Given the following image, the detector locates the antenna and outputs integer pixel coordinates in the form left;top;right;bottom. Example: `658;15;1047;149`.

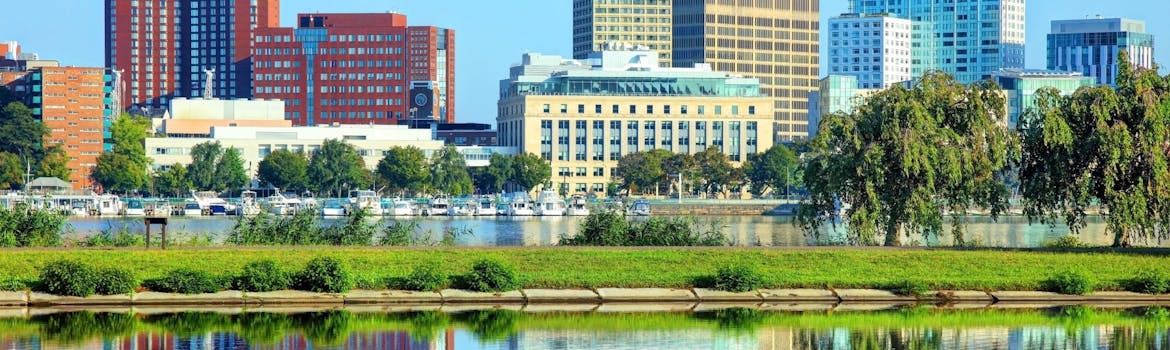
203;68;216;99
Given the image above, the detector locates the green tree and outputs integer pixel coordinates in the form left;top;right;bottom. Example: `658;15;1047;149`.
615;150;670;195
109;113;151;168
91;153;146;194
1019;53;1169;247
476;153;513;194
36;146;71;181
745;144;800;197
216;147;249;191
511;153;551;192
798;71;1017;247
257;150;308;192
0;102;47;162
663;152;698;195
376;146;429;195
307;139;369;197
186;141;224;191
153;164;191;197
429;144;473;195
694;147;735;197
0;152;23;190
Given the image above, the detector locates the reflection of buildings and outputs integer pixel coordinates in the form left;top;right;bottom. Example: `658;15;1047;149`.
516;330;757;349
99;331;435;350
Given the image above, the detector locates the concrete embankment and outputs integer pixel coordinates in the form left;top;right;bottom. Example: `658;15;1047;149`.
648;203;793;216
3;288;1167;308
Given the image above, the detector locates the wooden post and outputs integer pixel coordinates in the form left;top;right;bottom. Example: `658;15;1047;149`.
161;222;167;250
145;217;169;250
144;221;151;249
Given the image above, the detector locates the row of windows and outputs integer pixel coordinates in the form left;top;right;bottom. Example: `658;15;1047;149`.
539;103;756;116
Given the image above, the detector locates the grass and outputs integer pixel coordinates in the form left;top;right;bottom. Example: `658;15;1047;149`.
0;247;1166;291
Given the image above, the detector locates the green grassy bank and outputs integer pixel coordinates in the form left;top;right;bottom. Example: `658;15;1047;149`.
1;247;1167;291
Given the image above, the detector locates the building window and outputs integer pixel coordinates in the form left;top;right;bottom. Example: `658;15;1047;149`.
542;104;550;113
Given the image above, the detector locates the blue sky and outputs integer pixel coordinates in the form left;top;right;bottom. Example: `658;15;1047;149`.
1;0;1167;124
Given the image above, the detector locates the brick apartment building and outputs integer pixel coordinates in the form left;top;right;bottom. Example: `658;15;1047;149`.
253;13;455;126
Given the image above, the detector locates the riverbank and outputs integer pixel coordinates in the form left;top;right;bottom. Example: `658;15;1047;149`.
1;247;1167;291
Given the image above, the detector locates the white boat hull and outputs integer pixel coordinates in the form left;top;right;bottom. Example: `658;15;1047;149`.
321;208;346;217
183;209;203;216
125;209;147;217
390;208;414;216
566;207;590;216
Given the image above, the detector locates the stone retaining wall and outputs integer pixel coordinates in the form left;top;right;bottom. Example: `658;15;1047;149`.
3;289;1167;307
648;204;786;216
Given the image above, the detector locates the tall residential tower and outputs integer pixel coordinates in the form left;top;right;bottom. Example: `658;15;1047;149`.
572;0;674;67
826;13;912;89
1047;17;1154;86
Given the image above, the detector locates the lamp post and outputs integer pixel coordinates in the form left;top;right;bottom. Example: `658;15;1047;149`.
672;173;683;204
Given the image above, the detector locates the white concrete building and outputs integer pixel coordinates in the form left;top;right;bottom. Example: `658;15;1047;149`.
827;13;912;89
1048;17;1155;86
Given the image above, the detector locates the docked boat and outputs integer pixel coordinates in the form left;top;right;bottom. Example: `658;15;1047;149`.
320;199;346;217
427;195;450;216
506;193;535;216
566;195;590;216
476;197;498;216
534;190;566;216
238;190;262;216
69;200;91;217
124;199;147;217
348;190;384;215
267;191;304;216
388;199;415;216
181;202;203;216
449;198;475;216
191;190;235;215
629;199;652;216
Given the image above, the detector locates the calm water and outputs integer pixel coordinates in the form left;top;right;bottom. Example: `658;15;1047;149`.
0;306;1167;349
64;215;1164;248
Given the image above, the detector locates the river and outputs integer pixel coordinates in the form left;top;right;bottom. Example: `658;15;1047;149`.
62;215;1167;247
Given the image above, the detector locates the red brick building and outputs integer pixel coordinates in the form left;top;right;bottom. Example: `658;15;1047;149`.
253;13;456;126
105;0;279;111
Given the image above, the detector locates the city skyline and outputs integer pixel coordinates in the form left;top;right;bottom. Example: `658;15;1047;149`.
1;0;1168;125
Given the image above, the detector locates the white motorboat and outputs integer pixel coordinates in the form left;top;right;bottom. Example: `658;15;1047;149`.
476;197;498;216
182;202;204;216
348;190;384;215
238;190;262;216
566;195;590;216
534;190;566;216
507;193;535;216
320;199;346;217
268;191;304;216
124;199;146;217
191;190;236;214
389;199;415;216
427;195;450;216
629;199;651;216
448;199;475;216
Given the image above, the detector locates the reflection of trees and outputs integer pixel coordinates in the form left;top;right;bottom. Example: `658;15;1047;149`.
1110;326;1170;349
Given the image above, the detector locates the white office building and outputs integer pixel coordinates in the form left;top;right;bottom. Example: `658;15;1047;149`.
1048;17;1155;86
826;13;912;89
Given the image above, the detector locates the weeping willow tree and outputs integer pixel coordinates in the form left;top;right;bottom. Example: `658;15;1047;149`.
798;72;1018;246
1018;54;1170;247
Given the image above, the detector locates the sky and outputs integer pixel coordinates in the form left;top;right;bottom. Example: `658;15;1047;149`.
1;0;1168;125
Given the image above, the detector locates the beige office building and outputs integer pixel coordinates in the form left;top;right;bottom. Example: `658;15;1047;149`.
497;50;774;196
572;0;674;67
673;0;820;141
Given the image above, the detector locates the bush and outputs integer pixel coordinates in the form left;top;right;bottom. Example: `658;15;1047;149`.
890;280;930;296
1126;269;1169;295
234;260;291;292
461;259;519;292
145;268;229;294
712;265;765;293
322;208;378;246
295;257;354;293
1044;270;1094;295
380;220;420;246
403;262;448;291
0;276;27;291
560;211;727;246
94;268;137;295
0;205;66;247
1044;236;1088;249
39;260;96;297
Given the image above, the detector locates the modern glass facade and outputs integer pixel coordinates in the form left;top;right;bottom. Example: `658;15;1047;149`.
994;70;1095;127
504;76;761;98
852;0;1026;83
1047;18;1155;86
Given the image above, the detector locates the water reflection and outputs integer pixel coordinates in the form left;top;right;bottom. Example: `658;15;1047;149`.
2;306;1170;349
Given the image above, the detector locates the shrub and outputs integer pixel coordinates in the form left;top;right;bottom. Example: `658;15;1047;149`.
1044;236;1088;249
234;260;291;292
295;257;354;293
39;260;96;297
380;220;420;246
0;277;27;291
145;268;229;294
1126;269;1169;295
1044;270;1094;295
0;205;66;247
461;259;519;292
94;268;137;295
322;208;377;246
560;211;727;246
353;274;385;290
403;262;448;291
890;280;930;296
712;265;765;293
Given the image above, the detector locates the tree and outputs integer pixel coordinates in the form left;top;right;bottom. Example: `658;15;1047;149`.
36;146;71;181
0;102;47;161
0;152;23;190
615;151;669;195
257;150;308;192
1019;53;1169;247
91;153;146;194
376;146;429;195
694;147;734;197
216;147;249;191
745;144;800;197
109;113;151;168
663;152;698;195
153;164;191;197
477;153;514;194
186;141;224;191
797;71;1016;247
307;139;369;197
429;144;473;195
511;153;551;192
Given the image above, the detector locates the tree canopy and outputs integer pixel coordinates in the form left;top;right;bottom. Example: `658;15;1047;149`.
307;139;370;197
511;153;551;192
798;71;1017;246
745;144;800;197
1018;53;1170;247
0;102;47;162
376;146;429;195
257;149;309;192
91;153;145;194
694;147;739;197
429;145;473;196
153;164;191;197
476;153;514;194
186;141;223;191
36;146;71;181
0;152;23;190
615;149;671;195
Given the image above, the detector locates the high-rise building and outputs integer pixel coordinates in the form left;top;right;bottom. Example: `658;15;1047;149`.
252;13;457;126
826;13;912;89
572;0;674;67
105;0;280;111
993;69;1096;127
851;0;1026;83
497;50;775;196
1047;17;1154;86
4;66;113;190
0;41;19;60
673;0;820;142
808;75;878;138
